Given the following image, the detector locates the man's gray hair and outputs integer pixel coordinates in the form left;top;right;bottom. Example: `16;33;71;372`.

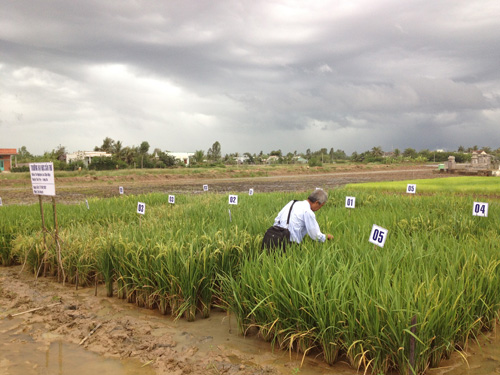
308;188;328;204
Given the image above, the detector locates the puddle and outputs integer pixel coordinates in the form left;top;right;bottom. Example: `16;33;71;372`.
0;318;154;375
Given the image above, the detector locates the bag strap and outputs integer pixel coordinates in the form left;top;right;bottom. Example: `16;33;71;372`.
286;200;298;225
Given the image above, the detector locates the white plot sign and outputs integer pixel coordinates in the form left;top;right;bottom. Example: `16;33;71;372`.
406;184;416;194
249;188;254;196
472;202;488;217
29;162;56;196
0;197;3;206
345;196;356;209
119;186;124;195
203;184;209;192
229;195;238;205
369;224;388;248
137;202;146;215
168;195;175;204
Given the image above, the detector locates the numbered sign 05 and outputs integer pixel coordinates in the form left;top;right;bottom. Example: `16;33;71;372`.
229;195;238;205
406;184;416;194
137;202;146;215
472;202;488;217
369;224;388;248
345;196;356;209
168;195;175;204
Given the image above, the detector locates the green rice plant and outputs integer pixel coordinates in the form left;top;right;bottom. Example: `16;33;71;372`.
1;184;500;374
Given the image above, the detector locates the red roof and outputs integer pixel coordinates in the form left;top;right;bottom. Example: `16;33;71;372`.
0;148;17;155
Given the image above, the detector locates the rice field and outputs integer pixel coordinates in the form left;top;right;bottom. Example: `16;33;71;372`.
1;178;499;374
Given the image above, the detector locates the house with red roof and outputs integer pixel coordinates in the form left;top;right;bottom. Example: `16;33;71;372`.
0;148;17;172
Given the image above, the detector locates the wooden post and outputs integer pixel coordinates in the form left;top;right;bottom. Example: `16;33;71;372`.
52;197;65;286
38;195;48;278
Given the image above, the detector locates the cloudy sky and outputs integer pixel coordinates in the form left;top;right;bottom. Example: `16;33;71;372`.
1;0;499;156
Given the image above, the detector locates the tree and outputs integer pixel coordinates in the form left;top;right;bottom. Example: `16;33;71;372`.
52;145;66;161
139;141;150;168
243;152;254;164
113;140;123;157
403;148;417;159
371;146;383;157
193;150;205;164
207;141;221;162
17;146;33;160
95;137;115;153
139;141;150;155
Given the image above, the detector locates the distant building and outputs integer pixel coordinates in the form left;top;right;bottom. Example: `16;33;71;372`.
66;151;112;167
266;155;280;164
446;151;498;176
167;152;194;166
0;148;17;172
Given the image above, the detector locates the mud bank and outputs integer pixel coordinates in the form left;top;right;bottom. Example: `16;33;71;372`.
2;266;500;375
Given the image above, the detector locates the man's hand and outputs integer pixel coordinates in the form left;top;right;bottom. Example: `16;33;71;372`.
327;234;334;240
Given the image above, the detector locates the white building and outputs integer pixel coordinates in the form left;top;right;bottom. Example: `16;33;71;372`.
66;151;112;167
167;152;194;166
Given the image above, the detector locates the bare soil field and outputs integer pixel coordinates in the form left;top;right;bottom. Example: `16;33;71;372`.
0;164;446;205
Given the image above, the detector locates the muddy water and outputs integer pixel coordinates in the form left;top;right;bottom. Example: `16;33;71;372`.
0;317;154;375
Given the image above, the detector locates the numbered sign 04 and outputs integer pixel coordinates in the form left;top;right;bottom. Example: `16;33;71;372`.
369;224;388;248
472;202;488;217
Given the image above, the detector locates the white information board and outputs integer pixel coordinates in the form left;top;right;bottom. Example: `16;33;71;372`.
29;162;56;196
472;202;488;217
406;184;416;194
345;196;356;209
137;202;146;215
229;195;238;205
369;224;388;248
168;195;175;204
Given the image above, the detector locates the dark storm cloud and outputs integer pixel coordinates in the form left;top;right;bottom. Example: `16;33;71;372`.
1;0;499;155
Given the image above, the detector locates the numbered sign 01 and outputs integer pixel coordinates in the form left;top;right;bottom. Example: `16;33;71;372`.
472;202;488;217
137;202;146;215
345;196;356;209
369;224;388;248
228;195;238;205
